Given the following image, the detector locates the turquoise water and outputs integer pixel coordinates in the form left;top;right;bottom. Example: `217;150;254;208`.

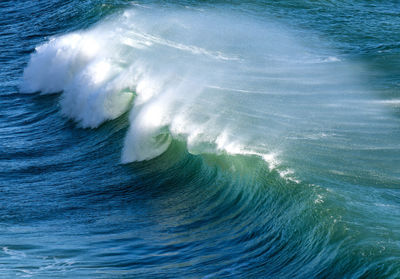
1;1;400;278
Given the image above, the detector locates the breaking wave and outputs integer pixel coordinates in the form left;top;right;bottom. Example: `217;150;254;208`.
20;6;369;180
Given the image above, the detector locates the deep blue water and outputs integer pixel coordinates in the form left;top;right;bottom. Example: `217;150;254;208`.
1;1;400;278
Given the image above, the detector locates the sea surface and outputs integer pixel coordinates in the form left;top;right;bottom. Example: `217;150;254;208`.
1;1;400;278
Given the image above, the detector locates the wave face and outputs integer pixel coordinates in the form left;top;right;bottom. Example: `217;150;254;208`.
2;0;400;278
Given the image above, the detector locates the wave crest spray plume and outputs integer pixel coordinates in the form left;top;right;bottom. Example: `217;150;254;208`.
21;6;372;179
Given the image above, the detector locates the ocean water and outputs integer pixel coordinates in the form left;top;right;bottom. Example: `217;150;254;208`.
1;0;400;278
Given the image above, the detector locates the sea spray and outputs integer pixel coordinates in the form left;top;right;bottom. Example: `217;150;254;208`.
21;7;373;179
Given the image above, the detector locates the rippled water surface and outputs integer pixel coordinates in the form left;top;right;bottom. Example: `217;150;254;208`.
1;1;400;278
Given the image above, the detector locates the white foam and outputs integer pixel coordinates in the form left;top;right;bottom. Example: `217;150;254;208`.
375;99;400;107
21;31;135;128
2;247;26;258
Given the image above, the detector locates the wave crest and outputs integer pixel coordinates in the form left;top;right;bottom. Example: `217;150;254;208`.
21;7;362;175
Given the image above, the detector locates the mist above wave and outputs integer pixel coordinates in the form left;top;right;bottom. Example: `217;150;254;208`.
20;6;365;176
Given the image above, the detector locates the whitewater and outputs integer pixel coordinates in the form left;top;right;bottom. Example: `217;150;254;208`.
20;7;384;174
